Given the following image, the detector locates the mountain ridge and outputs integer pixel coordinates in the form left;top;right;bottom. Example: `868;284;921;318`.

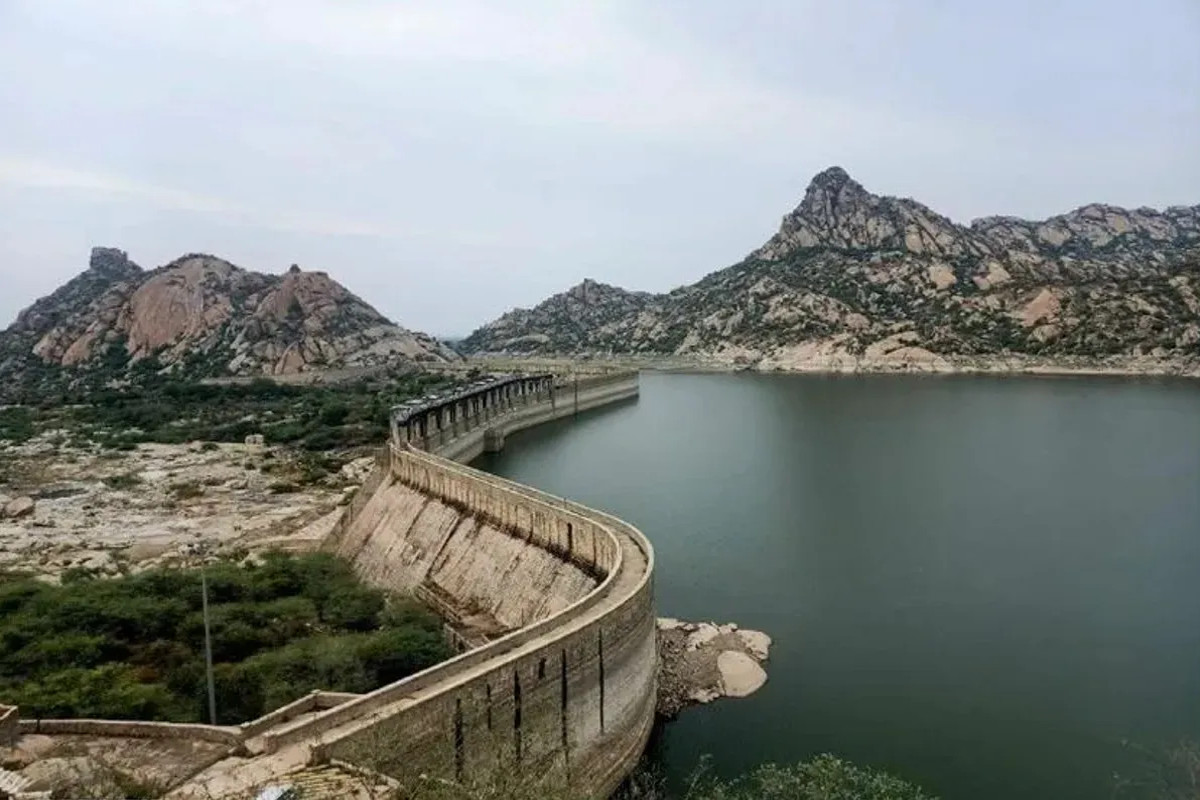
462;168;1200;370
0;248;457;400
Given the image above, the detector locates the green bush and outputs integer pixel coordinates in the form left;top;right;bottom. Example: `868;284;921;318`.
688;755;936;800
0;552;450;723
0;406;35;442
359;754;938;800
0;368;462;452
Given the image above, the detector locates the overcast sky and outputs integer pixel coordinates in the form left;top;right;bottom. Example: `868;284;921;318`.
2;0;1198;336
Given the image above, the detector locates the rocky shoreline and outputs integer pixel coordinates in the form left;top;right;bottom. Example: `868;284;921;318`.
656;618;772;717
462;353;1200;381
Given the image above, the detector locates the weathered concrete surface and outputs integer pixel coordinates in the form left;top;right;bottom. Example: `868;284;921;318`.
2;732;232;796
331;478;598;634
312;440;656;798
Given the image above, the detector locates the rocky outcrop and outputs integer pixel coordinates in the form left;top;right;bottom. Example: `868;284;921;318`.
1;249;458;395
753;166;988;260
462;169;1200;370
656;618;772;717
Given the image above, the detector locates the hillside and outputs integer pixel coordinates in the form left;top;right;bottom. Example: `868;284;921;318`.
463;168;1200;371
0;248;457;399
459;278;655;354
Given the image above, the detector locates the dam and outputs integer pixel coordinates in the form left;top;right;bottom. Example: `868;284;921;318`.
312;370;657;795
61;370;656;799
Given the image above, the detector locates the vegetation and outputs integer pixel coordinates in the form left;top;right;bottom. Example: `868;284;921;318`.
333;744;1200;800
675;756;935;800
330;753;937;800
0;552;451;724
0;367;459;452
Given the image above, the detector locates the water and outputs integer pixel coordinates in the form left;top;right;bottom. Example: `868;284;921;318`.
476;371;1200;800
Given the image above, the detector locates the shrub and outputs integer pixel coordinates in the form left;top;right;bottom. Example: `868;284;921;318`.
688;755;936;800
102;472;142;490
169;481;204;500
0;552;450;723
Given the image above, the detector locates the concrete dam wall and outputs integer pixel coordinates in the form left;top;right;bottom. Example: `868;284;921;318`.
270;372;655;797
329;477;600;638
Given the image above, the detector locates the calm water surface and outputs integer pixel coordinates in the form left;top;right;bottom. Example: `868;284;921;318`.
476;372;1200;800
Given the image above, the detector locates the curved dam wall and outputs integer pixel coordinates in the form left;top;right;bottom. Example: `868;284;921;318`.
304;372;655;797
328;467;601;637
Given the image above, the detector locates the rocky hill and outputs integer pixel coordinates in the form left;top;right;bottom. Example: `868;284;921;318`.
459;278;655;354
463;168;1200;372
0;248;457;398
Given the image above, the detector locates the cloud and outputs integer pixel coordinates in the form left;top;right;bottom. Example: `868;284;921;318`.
1;0;1196;334
0;155;394;238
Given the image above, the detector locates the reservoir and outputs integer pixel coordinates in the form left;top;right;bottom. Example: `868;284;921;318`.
477;371;1200;800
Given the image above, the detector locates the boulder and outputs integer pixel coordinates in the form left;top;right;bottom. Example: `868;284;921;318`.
717;650;768;698
3;496;35;520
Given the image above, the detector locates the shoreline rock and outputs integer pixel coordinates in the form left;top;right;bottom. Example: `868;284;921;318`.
657;618;772;717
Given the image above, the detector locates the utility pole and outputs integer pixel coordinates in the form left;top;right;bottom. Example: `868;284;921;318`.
201;568;217;725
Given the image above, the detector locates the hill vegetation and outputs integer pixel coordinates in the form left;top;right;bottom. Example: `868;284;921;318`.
0;366;461;454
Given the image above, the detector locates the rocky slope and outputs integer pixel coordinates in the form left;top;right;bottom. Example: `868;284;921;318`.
463;168;1200;371
1;248;457;395
459;278;654;354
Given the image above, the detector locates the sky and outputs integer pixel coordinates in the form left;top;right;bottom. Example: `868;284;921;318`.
2;1;1198;337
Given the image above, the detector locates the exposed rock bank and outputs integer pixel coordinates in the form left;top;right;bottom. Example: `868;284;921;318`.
0;434;370;579
657;618;772;717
